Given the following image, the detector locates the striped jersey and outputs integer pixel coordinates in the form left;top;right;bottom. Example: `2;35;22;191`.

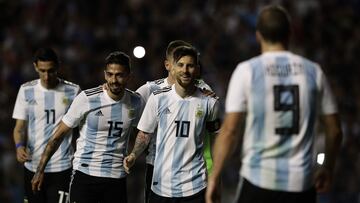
12;79;80;172
226;51;337;192
136;78;213;165
62;86;144;179
137;84;220;197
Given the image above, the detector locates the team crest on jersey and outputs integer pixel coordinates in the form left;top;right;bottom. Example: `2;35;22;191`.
195;105;204;118
62;97;70;106
128;109;136;118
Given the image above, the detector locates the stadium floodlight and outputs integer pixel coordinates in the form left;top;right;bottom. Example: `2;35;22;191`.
133;46;145;58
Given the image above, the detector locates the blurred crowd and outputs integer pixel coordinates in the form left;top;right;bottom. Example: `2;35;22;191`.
1;0;359;202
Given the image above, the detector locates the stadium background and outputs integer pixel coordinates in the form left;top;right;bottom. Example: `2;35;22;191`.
0;0;359;202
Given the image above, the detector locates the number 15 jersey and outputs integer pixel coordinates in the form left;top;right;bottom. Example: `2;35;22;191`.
226;51;337;192
137;85;220;197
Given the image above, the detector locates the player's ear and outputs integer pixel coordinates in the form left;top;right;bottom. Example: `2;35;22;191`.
255;31;262;43
164;59;171;71
33;62;39;71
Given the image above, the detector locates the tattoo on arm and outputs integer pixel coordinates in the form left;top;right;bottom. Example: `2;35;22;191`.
132;131;151;158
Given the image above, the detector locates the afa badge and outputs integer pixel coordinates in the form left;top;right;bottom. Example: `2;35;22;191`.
62;97;70;106
195;105;204;118
128;109;136;118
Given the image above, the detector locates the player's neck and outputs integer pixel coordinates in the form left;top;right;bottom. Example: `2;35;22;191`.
107;89;124;101
166;75;175;85
41;78;59;89
261;41;288;53
174;83;196;98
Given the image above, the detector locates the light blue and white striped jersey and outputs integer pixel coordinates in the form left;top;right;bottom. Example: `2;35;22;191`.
137;84;220;197
136;78;212;165
12;79;80;172
226;51;337;192
62;86;144;179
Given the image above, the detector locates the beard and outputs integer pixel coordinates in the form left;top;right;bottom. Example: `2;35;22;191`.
108;83;124;95
176;74;194;88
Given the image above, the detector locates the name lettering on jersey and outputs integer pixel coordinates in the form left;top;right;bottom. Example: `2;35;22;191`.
26;99;38;105
195;105;204;118
95;110;104;116
153;87;171;95
265;63;304;77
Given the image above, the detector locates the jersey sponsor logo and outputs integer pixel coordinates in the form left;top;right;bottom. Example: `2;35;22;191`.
164;107;171;114
26;99;37;105
95;110;104;116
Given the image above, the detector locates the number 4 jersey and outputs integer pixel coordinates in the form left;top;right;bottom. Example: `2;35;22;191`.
226;51;337;192
62;86;144;178
137;84;220;197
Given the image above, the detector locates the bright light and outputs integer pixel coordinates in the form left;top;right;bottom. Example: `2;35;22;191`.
133;46;145;58
317;153;325;165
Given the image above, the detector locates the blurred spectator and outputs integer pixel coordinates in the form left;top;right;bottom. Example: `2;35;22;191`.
1;1;359;203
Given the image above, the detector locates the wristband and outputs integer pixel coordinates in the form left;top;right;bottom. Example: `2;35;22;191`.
15;142;24;149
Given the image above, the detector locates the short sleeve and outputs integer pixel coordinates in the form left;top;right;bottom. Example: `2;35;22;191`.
12;86;27;120
136;83;151;102
318;67;338;115
206;99;221;133
225;63;249;113
137;93;158;133
62;92;88;128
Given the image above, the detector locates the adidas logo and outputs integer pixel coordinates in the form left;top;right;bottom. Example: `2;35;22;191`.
26;99;37;105
95;110;104;116
164;107;171;114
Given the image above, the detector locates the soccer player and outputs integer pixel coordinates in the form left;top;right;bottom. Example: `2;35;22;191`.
12;47;80;203
206;5;343;203
124;46;220;203
31;51;144;203
136;40;214;203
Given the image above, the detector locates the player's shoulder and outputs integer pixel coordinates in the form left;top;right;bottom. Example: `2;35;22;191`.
83;86;103;97
152;86;172;96
147;78;167;88
125;88;142;100
60;79;80;89
21;79;38;88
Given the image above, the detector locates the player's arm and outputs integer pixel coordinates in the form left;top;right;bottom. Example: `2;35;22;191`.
31;121;72;192
123;130;151;173
315;113;342;193
13;119;30;163
206;112;245;202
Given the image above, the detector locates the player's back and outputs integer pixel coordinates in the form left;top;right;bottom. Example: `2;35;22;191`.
233;51;333;192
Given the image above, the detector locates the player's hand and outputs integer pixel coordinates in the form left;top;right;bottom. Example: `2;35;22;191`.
16;146;31;163
206;177;221;203
123;153;136;174
31;170;44;193
314;167;332;193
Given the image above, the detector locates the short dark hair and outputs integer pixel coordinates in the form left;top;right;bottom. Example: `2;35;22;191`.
166;40;192;59
172;46;199;65
105;51;131;73
33;47;59;66
256;5;291;43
